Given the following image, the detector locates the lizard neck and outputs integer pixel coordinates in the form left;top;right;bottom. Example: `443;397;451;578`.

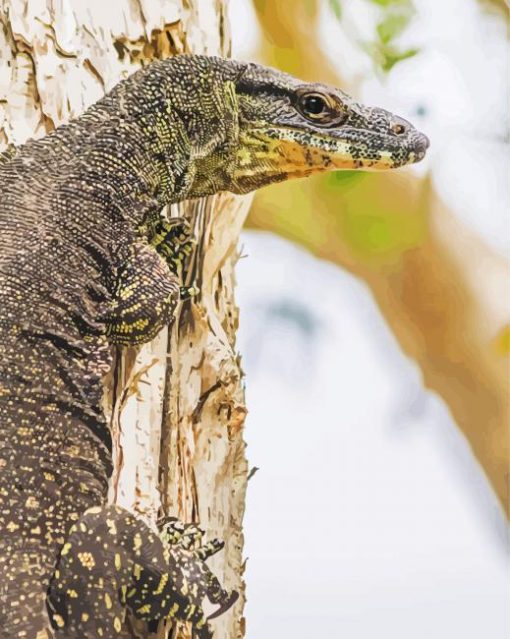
53;58;244;215
58;116;192;226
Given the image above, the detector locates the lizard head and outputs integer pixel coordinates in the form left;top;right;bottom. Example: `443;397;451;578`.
128;56;429;201
228;62;429;194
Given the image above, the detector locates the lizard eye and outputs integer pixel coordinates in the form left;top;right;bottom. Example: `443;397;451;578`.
296;90;346;126
301;93;328;116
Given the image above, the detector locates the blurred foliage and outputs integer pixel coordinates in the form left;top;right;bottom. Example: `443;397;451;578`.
329;0;342;19
249;0;510;515
479;0;510;15
250;170;428;269
493;325;510;357
329;0;419;72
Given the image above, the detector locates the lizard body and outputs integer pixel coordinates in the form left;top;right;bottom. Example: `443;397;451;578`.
0;54;428;636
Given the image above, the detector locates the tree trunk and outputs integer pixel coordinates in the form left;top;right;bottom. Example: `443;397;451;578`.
0;2;249;637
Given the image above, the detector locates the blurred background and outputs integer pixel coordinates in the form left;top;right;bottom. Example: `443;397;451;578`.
227;0;510;637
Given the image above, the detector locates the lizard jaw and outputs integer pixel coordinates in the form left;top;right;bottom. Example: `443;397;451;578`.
232;125;429;192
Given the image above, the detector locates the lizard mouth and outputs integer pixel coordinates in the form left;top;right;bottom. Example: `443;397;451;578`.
232;125;429;190
267;125;429;169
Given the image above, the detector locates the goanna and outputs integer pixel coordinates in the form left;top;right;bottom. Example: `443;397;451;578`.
0;54;429;637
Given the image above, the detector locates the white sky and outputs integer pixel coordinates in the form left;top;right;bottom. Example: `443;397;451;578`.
237;234;508;638
229;0;510;637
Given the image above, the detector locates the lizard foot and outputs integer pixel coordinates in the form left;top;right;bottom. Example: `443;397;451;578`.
160;516;205;549
47;507;237;638
142;516;238;638
105;241;181;346
149;216;196;280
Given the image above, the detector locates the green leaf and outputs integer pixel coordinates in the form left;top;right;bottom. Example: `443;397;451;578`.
369;0;411;7
380;45;419;72
325;169;366;189
377;12;411;44
362;40;419;73
329;0;342;20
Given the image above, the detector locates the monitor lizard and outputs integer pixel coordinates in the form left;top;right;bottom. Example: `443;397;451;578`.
0;54;429;638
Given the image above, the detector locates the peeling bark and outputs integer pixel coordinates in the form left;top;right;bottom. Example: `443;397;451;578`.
0;1;249;637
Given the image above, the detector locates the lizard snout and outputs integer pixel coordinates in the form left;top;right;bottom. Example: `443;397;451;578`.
411;132;430;161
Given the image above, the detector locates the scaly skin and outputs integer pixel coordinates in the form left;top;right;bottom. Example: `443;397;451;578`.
0;54;428;637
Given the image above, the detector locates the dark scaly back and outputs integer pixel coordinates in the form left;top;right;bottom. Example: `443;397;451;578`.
0;87;132;635
0;56;208;635
0;54;250;636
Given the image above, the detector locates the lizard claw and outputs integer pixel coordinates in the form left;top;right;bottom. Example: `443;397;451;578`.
207;590;240;620
180;284;200;300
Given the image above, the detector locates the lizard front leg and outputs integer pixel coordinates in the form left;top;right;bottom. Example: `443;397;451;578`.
105;241;181;346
